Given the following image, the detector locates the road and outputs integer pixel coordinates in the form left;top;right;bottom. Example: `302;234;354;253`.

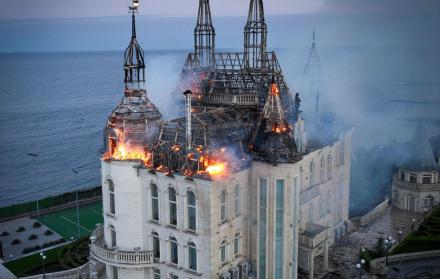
387;256;440;279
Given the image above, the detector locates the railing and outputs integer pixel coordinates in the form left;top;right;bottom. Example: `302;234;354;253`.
183;51;282;73
192;93;258;106
393;175;440;192
90;225;156;268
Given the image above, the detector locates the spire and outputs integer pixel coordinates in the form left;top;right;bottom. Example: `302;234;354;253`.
194;0;216;68
244;0;267;69
263;80;288;133
304;29;323;117
124;0;145;88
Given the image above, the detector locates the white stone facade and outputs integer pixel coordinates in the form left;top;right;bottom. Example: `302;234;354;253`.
391;168;440;213
90;131;352;279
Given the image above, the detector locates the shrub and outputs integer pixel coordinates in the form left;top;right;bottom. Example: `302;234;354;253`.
11;239;21;245
16;226;26;232
28;234;38;240
44;230;53;236
0;231;9;237
32;222;42;228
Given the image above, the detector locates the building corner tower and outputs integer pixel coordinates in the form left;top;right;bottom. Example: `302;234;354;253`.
89;1;161;278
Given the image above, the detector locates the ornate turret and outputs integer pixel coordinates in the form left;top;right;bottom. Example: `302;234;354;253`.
103;0;161;164
244;0;267;69
194;0;216;68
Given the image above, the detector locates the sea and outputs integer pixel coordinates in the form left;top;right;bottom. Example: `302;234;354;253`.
1;14;440;209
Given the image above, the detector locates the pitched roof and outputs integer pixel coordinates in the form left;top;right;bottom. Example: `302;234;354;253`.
401;123;439;171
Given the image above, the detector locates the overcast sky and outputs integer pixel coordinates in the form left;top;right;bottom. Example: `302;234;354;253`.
1;0;439;20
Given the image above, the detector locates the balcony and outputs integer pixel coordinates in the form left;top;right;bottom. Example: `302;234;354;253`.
393;175;440;192
90;225;157;268
299;223;329;249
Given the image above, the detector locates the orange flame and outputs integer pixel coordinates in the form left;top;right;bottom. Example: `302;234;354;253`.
270;82;280;96
106;128;151;166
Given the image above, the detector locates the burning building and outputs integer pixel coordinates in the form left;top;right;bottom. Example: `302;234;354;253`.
89;0;352;279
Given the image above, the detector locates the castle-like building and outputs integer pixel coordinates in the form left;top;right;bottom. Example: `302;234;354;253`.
391;123;440;213
89;1;352;279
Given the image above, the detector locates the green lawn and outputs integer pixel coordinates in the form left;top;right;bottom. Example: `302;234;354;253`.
37;201;103;239
391;206;440;255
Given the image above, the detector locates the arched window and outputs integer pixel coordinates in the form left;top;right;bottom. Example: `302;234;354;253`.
109;225;116;248
109;180;115;214
220;239;228;263
233;233;241;255
220;190;227;222
187;191;196;231
169;188;177;226
320;157;325;182
327;155;332;180
326;192;331;213
234;185;240;216
170;236;178;264
151;183;159;221
188;242;197;271
152;231;160;259
309;161;315;186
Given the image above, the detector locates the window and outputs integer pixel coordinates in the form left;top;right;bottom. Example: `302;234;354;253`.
400;171;405;181
309;161;315;186
110;225;116;248
152;231;160;259
187;191;196;231
326;192;331;213
275;180;284;279
423;195;434;207
170;237;178;264
220;239;228;264
220;190;227;222
151;183;159;221
259;178;268;279
339;140;345;166
320;157;325;182
109;180;115;214
234;185;240;216
327;155;332;180
423;175;432;184
233;233;241;255
153;269;161;279
188;242;197;271
169;188;177;226
170;274;178;279
112;266;118;279
308;203;314;222
409;174;417;183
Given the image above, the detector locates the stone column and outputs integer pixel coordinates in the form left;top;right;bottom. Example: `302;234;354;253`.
308;249;314;279
323;241;329;270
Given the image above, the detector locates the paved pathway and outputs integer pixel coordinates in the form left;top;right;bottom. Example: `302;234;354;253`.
321;206;424;279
